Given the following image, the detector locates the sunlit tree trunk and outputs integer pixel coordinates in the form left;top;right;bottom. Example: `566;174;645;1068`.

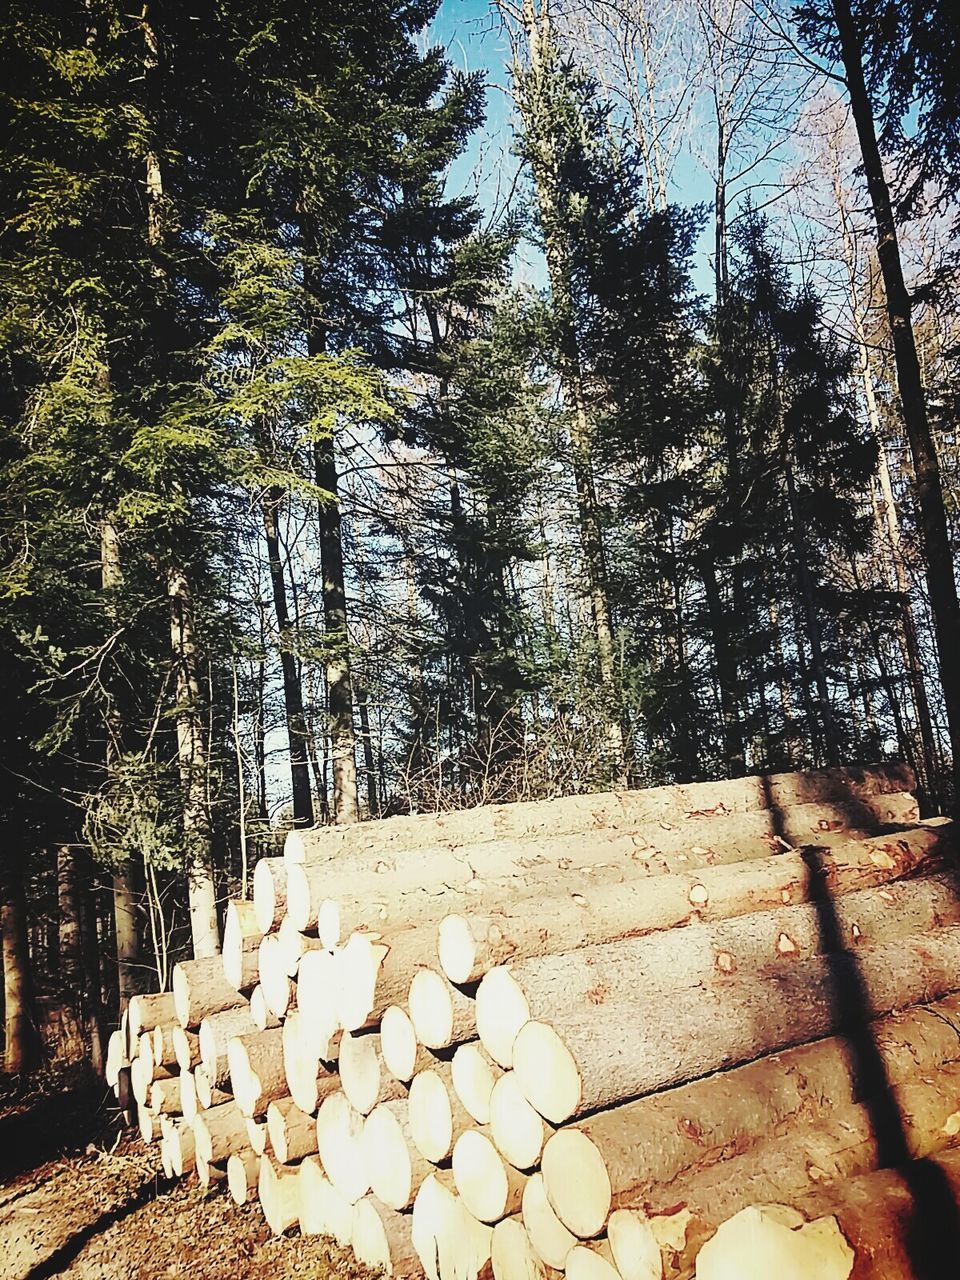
262;489;314;826
2;866;40;1073
831;0;960;806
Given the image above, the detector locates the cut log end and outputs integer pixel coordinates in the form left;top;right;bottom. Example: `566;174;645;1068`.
438;914;479;986
541;1129;611;1240
381;1005;421;1082
522;1172;577;1270
490;1071;547;1171
476;967;529;1068
512;1020;581;1125
491;1217;549;1280
452;1129;525;1225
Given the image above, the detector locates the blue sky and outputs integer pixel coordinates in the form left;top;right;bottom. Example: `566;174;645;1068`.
427;0;728;295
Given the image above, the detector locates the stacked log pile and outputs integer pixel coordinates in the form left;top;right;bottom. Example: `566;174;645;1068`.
106;764;960;1279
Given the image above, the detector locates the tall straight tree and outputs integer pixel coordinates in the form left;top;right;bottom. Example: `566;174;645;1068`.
798;0;960;805
505;0;628;783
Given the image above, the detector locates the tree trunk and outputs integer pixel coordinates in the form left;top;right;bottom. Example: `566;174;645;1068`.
537;991;960;1230
613;1065;960;1278
785;466;841;764
2;866;40;1072
356;679;380;818
167;563;220;956
832;0;960;807
519;0;626;783
262;489;314;826
509;924;960;1123
100;518;140;1006
700;553;746;774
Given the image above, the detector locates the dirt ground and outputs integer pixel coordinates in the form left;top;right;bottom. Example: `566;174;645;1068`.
0;1071;367;1280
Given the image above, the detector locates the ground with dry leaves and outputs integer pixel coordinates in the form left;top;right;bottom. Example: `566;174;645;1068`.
0;1069;367;1280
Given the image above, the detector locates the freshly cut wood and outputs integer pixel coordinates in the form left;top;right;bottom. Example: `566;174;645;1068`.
249;984;280;1031
510;924;960;1123
438;826;957;984
267;1097;317;1163
790;1148;960;1280
452;1129;527;1224
194;1100;249;1164
151;1022;180;1069
228;1027;286;1118
381;1005;432;1082
223;898;262;991
489;1072;548;1170
352;1196;421;1278
106;1029;127;1089
137;1032;156;1080
479;874;960;1074
577;1066;960;1271
196;1151;226;1189
363;1100;435;1210
246;1115;269;1156
284;763;914;862
316;1091;370;1204
282;1010;339;1113
533;993;960;1211
159;1131;175;1180
252;856;288;935
138;1104;156;1144
491;1216;549;1280
409;968;477;1050
257;933;295;1019
129;992;177;1040
694;1204;854;1280
276;914;326;977
259;1155;301;1236
130;1056;152;1107
339;1030;406;1115
180;1071;199;1125
148;1076;181;1116
452;1043;503;1126
522;1173;577;1270
199;1006;257;1088
294;949;340;1053
606;1209;662;1280
333;932;392;1031
194;1064;232;1111
565;1243;620;1280
173;956;246;1028
413;1173;460;1280
539;1129;613;1239
227;1149;260;1205
298;1155;355;1244
172;1026;201;1072
408;1065;472;1164
169;1120;196;1176
412;1172;493;1280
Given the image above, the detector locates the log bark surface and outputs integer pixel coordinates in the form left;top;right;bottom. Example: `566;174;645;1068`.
512;925;960;1122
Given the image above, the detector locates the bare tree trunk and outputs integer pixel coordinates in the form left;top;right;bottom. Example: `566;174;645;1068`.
58;845;104;1073
58;845;82;995
831;146;941;805
262;490;314;826
356;680;380;818
100;518;140;1007
516;0;626;784
785;467;840;765
141;12;219;953
700;553;746;774
2;866;40;1073
78;852;105;1074
167;564;220;956
832;0;960;806
314;442;359;825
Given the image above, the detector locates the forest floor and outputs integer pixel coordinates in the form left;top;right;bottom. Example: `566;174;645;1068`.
0;1069;367;1280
